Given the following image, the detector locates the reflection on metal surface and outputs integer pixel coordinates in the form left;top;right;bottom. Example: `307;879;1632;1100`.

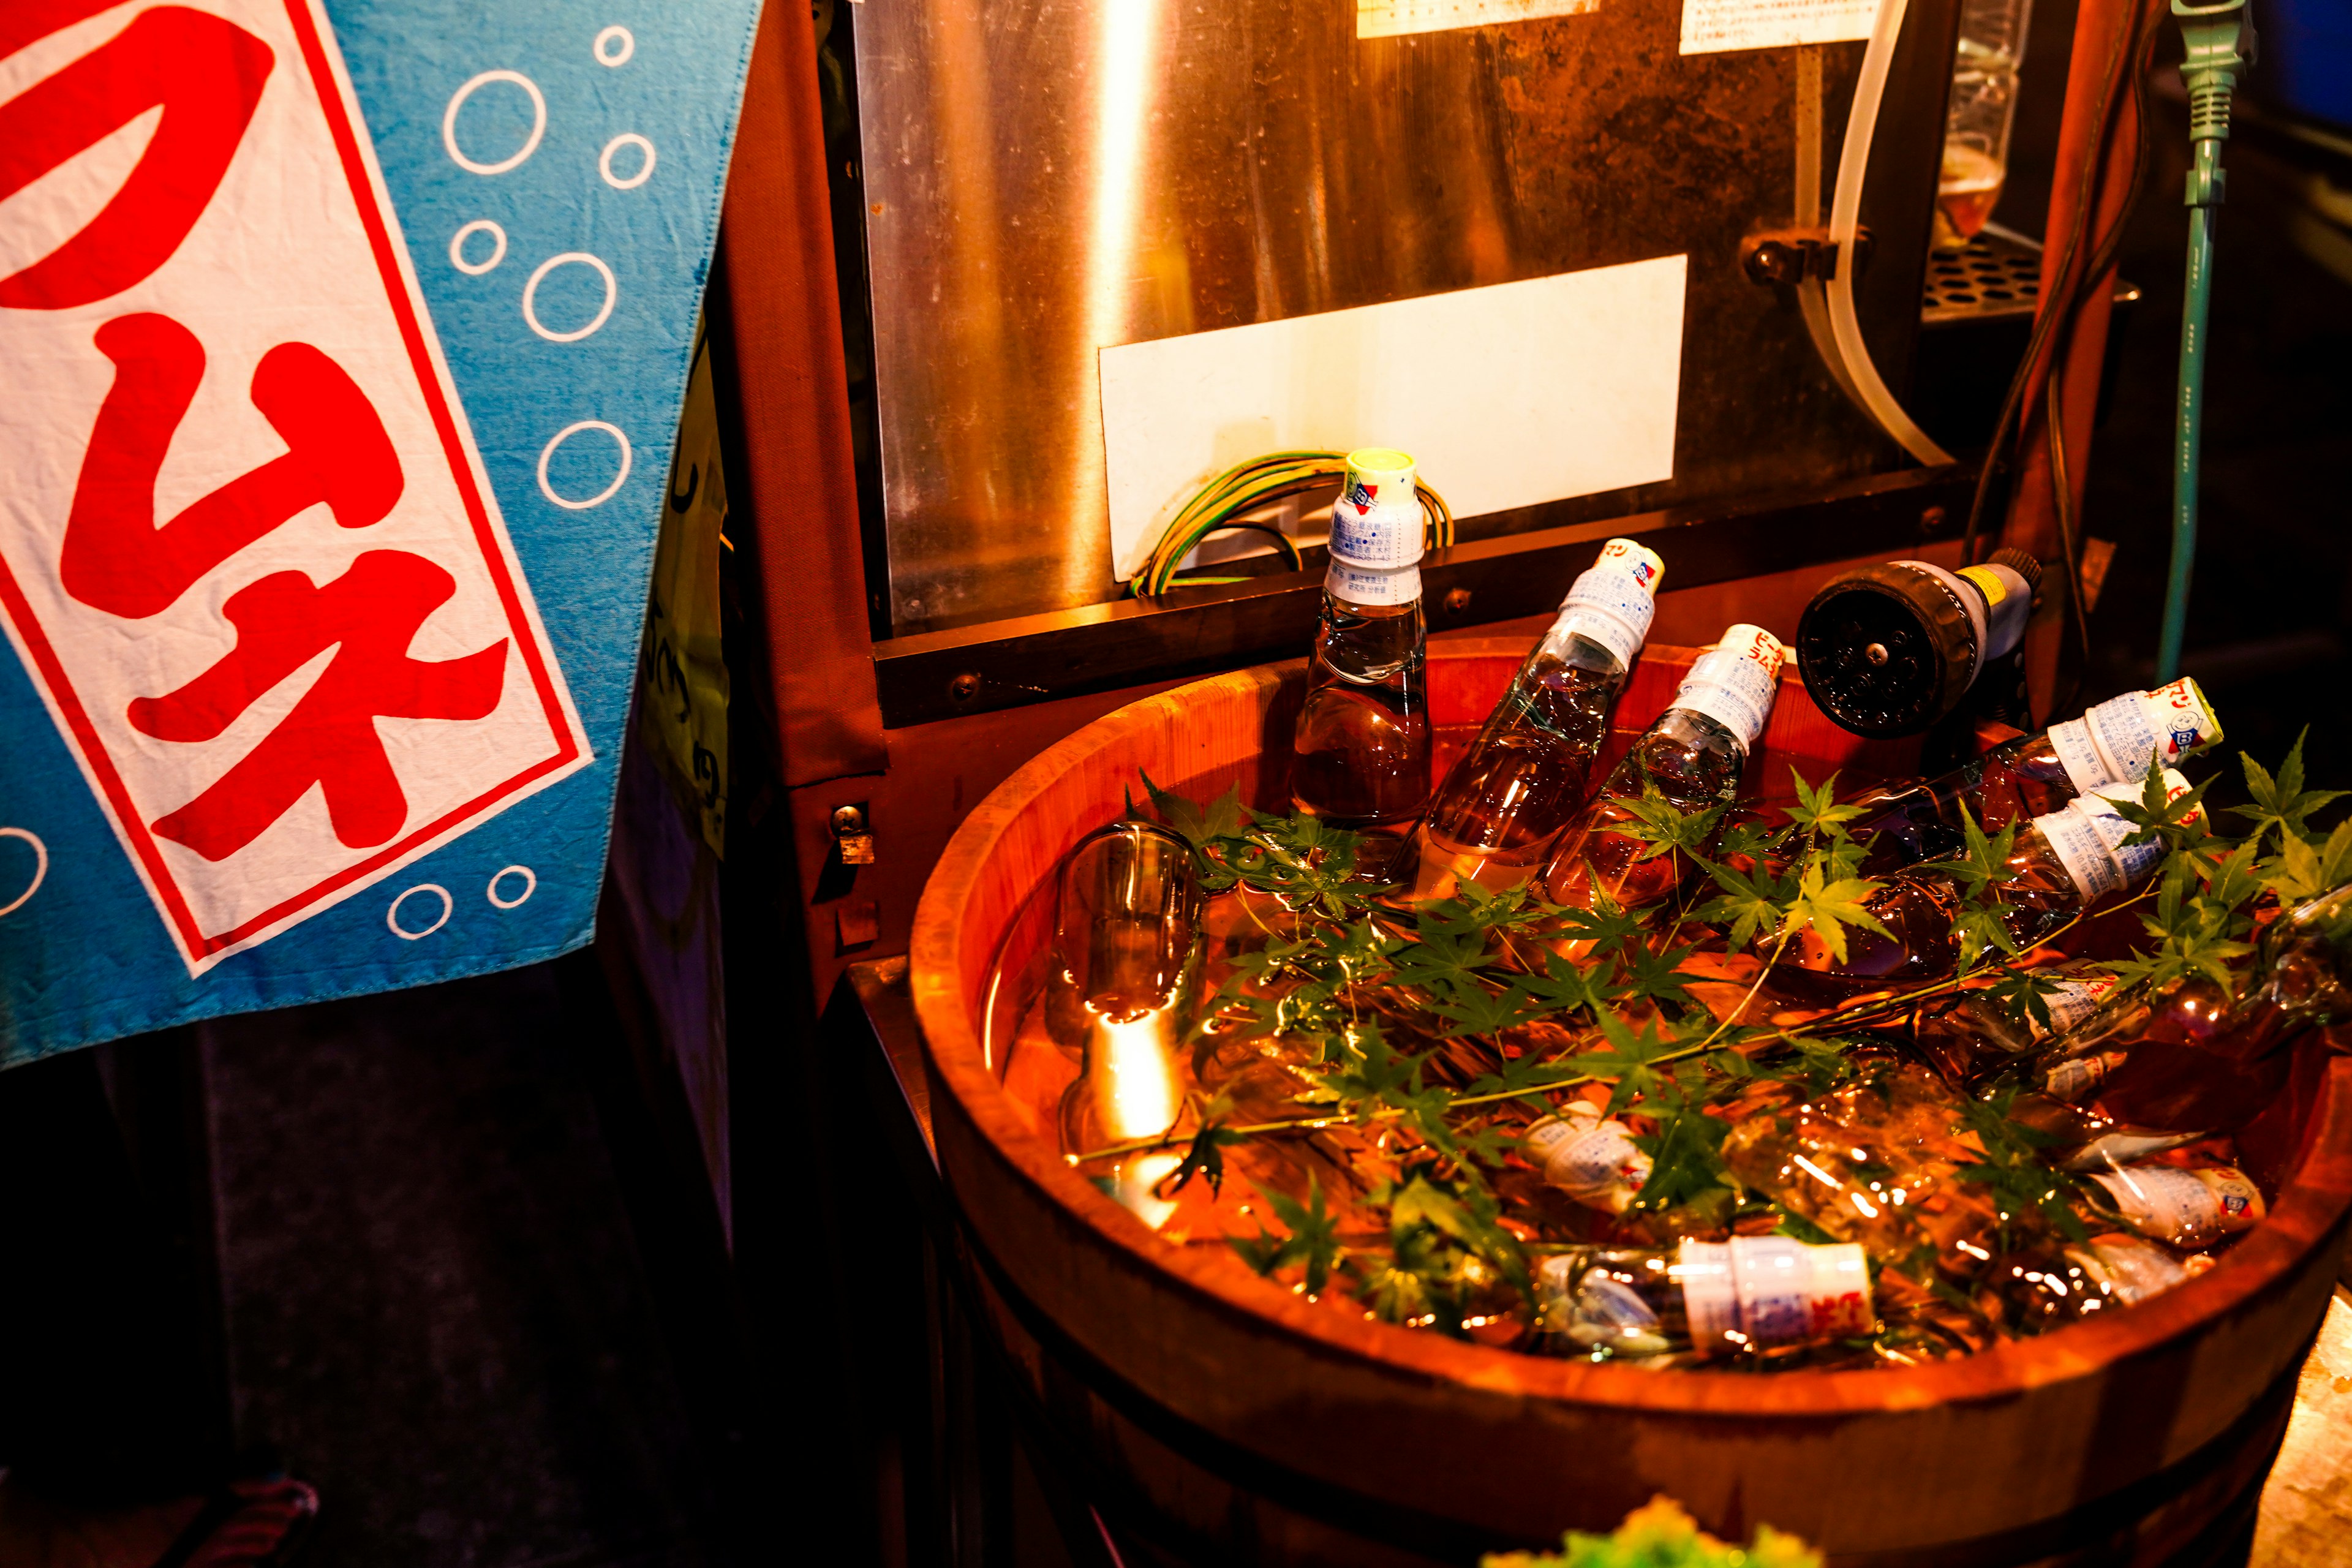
854;0;1955;633
1079;0;1166;554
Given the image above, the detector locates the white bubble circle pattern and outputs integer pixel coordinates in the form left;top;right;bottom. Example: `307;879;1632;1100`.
595;25;635;66
441;70;547;176
537;421;633;510
448;219;507;275
387;883;453;940
487;865;538;909
0;826;47;918
599;133;656;190
522;251;617;343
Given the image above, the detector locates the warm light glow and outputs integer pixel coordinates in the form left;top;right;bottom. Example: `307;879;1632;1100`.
1792;1155;1843;1190
1090;1008;1182;1140
1114;1150;1183;1231
1074;0;1163;545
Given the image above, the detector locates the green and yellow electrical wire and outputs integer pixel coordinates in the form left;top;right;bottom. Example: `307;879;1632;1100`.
1129;450;1455;598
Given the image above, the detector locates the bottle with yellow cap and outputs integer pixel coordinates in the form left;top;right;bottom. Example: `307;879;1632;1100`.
1289;448;1431;867
1399;538;1665;900
1542;623;1785;914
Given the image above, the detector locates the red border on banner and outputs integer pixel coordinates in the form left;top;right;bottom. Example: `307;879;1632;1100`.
0;0;582;963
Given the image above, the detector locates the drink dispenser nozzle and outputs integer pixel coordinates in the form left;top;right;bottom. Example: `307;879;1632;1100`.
1795;548;2042;738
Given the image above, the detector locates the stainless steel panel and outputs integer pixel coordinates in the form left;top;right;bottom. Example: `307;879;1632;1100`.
851;0;1957;634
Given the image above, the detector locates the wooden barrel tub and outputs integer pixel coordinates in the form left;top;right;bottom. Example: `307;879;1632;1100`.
907;641;2352;1567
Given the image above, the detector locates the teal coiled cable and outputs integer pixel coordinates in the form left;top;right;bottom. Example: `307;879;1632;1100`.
2159;0;2250;683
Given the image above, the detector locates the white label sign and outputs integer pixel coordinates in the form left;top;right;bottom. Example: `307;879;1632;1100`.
1358;0;1602;39
1679;0;1876;55
1098;257;1686;582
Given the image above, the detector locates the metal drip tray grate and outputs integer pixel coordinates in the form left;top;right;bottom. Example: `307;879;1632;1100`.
1921;229;2140;326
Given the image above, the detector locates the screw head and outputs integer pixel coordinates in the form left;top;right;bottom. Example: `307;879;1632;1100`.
1443;587;1472;613
1920;505;1947;537
831;805;867;835
950;672;981;702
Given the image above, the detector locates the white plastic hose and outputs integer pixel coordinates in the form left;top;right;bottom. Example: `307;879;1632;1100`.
1825;0;1956;466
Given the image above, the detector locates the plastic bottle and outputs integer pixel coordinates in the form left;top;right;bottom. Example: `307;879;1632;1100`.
1532;1236;1875;1359
1290;448;1431;871
1776;771;2196;992
1398;539;1664;900
1845;678;2222;875
1542;624;1784;914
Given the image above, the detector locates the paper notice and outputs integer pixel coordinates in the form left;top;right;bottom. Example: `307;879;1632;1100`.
1359;0;1601;38
1679;0;1877;54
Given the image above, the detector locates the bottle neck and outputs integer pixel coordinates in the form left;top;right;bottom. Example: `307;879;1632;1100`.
1325;590;1423;619
1653;706;1749;761
1536;620;1629;679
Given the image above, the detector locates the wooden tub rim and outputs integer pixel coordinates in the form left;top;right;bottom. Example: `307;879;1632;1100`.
908;654;2352;1422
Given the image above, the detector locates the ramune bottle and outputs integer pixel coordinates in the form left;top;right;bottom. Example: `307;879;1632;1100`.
1400;539;1663;900
1290;448;1431;873
1776;771;2198;991
1532;1236;1874;1359
1846;678;2221;875
1542;624;1784;914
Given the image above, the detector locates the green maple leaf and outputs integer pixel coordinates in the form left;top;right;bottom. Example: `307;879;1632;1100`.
1781;859;1890;966
1424;982;1547;1040
1784;767;1868;841
1389;922;1495;999
1517;950;1599;1016
1691;857;1794;949
1384;1171;1529;1296
1313;1019;1417;1107
1629;1083;1735;1215
1953;1088;2088;1248
2106;760;2217;856
1166;1119;1246;1197
2232;730;2348;852
2267;820;2352;905
1980;967;2071;1036
1616;940;1703;1007
1562;1008;1683;1115
1232;1173;1346;1295
1919;803;2019;897
1714;815;1787;873
1600;787;1727;865
1549;888;1650;959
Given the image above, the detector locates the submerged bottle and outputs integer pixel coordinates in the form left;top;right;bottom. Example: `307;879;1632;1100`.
1400;539;1664;900
1847;677;2222;875
2086;1162;2266;1248
1050;821;1205;1227
1533;1236;1875;1359
1777;771;2196;991
1291;448;1431;872
1521;1099;1654;1213
1543;624;1785;914
1906;967;2122;1088
2039;883;2352;1128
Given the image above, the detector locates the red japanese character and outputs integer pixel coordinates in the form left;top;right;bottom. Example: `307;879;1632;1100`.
63;312;404;619
0;6;273;311
129;550;508;861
